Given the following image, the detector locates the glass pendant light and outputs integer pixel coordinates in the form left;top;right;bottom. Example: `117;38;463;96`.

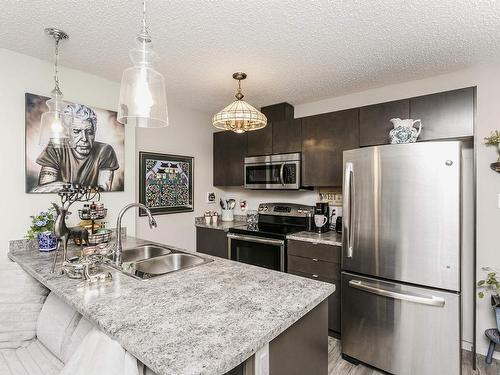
39;28;73;148
212;72;267;133
118;0;168;128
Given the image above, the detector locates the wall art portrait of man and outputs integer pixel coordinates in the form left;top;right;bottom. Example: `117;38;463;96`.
25;93;125;193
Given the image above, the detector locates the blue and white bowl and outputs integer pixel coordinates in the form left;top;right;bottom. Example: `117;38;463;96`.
36;231;57;252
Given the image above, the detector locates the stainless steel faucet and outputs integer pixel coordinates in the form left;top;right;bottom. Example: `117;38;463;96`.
114;203;157;265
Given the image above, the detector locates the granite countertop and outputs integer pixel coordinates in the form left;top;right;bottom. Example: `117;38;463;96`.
8;237;334;375
286;230;343;246
194;215;247;231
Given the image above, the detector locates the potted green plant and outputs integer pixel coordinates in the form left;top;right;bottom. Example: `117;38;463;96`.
477;268;500;331
26;208;57;252
484;131;500;162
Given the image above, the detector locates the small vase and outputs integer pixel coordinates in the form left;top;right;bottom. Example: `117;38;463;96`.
36;231;57;252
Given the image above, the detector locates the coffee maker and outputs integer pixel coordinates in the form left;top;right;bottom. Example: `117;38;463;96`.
314;202;330;233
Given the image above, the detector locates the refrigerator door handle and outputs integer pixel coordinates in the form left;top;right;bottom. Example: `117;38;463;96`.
348;280;446;307
344;162;354;258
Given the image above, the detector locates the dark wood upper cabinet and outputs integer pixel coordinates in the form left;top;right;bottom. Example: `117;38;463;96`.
272;119;302;154
246;122;273;156
359;99;410;146
261;102;294;122
213;131;247;186
301;109;359;187
410;87;474;141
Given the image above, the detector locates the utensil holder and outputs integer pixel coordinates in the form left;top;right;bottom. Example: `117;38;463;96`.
221;209;234;222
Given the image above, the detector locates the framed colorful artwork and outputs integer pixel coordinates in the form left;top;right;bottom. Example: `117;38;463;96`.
138;152;194;216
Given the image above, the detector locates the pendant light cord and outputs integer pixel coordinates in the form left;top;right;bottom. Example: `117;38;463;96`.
235;78;244;100
138;0;151;43
53;37;61;95
142;0;147;34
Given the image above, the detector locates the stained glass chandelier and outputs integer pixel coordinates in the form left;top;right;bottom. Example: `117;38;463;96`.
212;72;267;133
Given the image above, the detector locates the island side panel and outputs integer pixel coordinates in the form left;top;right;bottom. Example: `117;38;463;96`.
269;299;328;375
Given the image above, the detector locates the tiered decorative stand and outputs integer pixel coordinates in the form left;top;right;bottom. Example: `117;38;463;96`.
78;207;112;245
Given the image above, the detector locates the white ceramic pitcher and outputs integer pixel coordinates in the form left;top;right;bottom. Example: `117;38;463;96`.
389;118;422;144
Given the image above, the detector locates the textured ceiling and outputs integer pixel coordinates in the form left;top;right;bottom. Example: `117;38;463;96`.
1;0;500;114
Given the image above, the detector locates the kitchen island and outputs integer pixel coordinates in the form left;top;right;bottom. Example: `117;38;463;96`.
8;236;334;375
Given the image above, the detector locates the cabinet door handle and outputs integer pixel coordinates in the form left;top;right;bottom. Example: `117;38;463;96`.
312;274;319;278
312;258;319;262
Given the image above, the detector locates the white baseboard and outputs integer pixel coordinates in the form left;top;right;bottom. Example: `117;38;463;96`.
463;339;500;361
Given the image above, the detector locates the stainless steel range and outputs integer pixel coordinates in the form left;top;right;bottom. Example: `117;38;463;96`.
228;203;315;271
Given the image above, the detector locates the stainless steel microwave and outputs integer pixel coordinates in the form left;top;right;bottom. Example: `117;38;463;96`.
244;153;301;189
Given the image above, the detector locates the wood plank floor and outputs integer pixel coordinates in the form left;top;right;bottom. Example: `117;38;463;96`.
328;337;500;375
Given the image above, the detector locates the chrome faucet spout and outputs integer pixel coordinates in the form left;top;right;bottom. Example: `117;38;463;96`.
114;203;157;265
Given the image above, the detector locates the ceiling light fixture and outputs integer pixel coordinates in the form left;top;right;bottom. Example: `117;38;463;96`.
212;72;267;134
39;27;73;148
118;0;168;128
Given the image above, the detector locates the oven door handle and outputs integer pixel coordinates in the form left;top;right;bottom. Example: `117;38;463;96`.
227;233;286;272
227;233;285;246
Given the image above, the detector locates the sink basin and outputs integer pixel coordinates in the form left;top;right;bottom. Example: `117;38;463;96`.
133;253;207;278
108;244;213;280
121;245;172;263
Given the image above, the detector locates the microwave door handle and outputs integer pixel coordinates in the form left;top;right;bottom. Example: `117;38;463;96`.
344;162;354;258
348;280;446;307
279;163;285;186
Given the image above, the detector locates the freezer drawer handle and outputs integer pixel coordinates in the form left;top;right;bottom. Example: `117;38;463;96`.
348;280;446;307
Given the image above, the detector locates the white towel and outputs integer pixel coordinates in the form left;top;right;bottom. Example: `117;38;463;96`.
0;260;49;349
60;328;140;375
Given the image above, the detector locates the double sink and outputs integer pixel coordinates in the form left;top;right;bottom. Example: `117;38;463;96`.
108;244;213;280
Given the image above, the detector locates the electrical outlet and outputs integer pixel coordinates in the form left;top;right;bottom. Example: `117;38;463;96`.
206;192;216;204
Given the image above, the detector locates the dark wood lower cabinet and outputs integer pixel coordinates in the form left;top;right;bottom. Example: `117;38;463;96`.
225;300;328;375
287;240;341;334
196;227;228;259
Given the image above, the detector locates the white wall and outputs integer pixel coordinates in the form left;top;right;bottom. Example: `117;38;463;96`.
135;103;215;252
0;48;136;261
294;66;500;359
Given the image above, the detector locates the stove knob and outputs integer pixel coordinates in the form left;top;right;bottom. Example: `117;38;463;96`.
298;209;302;213
263;206;268;211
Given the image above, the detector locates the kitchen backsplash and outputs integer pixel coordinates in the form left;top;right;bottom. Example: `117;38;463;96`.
215;187;342;215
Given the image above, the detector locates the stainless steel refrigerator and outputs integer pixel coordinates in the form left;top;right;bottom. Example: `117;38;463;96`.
341;141;462;375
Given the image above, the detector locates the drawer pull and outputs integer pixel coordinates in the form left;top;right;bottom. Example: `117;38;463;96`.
312;274;319;278
312;258;319;262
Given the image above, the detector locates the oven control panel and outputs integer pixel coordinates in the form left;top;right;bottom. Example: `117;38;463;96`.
258;203;315;217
